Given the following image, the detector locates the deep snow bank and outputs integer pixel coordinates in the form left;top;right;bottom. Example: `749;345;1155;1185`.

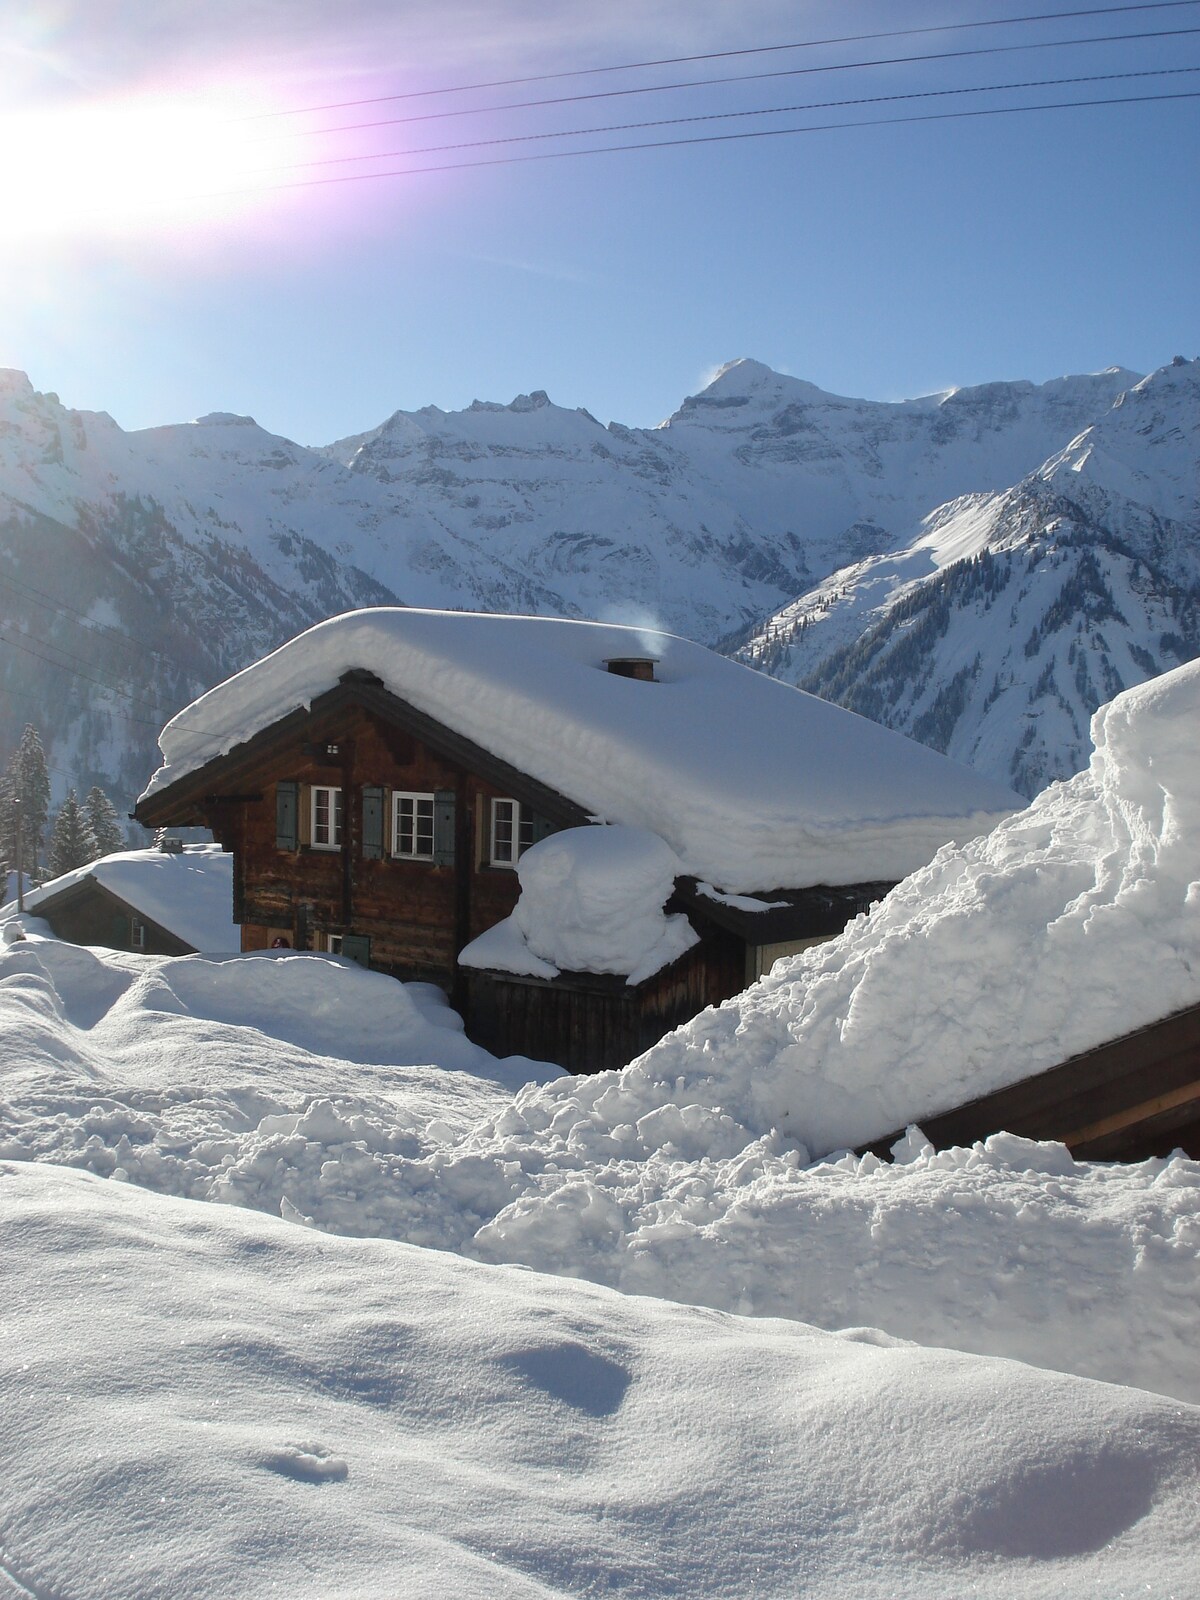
632;657;1200;1156
3;938;1196;1402
3;1161;1198;1600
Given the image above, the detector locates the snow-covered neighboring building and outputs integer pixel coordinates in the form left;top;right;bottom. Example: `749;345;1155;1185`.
7;844;237;955
134;609;1017;1069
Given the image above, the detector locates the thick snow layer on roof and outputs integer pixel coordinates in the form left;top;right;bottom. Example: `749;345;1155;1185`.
459;825;698;983
20;844;238;952
633;658;1200;1156
7;1162;1198;1600
141;608;1019;892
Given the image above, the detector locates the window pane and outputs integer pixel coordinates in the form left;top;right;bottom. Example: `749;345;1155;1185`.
492;799;515;864
394;794;435;858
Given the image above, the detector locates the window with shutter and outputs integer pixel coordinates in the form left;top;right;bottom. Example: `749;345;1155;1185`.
311;785;343;850
489;798;536;867
392;791;436;860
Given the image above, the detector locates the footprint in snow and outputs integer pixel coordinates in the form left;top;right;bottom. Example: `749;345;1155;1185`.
260;1441;349;1483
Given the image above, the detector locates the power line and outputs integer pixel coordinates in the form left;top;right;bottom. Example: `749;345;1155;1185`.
267;65;1200;175
251;24;1200;141
223;88;1200;196
0;627;180;728
0;568;178;672
243;1;1200;121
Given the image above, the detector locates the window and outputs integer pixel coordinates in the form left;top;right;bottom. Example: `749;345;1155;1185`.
130;916;146;950
326;933;343;955
393;791;436;860
311;785;342;850
490;798;535;867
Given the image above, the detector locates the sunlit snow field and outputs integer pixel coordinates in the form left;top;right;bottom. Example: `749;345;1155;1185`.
3;664;1200;1595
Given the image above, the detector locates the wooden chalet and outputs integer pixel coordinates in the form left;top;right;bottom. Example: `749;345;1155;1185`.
23;870;192;956
16;844;237;957
134;610;1018;1073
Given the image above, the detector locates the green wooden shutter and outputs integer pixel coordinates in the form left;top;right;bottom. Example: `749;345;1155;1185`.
361;786;384;859
340;933;371;969
275;781;299;850
531;811;556;844
433;790;456;867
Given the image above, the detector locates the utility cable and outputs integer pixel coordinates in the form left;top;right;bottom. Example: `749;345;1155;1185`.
251;24;1200;140
243;1;1200;120
0;568;180;672
222;88;1200;195
265;64;1200;174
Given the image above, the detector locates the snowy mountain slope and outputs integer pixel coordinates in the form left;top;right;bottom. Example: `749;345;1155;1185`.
0;357;1175;813
737;358;1200;795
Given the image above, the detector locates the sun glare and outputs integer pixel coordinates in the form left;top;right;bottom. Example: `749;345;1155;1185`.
0;95;279;241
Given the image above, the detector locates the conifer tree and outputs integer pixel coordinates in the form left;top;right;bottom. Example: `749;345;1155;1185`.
47;790;97;878
83;785;124;859
0;725;52;881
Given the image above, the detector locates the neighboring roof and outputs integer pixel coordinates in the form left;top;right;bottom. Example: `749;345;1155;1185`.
632;657;1200;1159
21;845;237;953
139;608;1019;893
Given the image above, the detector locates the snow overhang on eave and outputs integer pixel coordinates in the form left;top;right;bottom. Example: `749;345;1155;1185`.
673;877;895;944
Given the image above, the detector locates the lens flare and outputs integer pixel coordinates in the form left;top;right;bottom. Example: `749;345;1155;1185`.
0;93;283;241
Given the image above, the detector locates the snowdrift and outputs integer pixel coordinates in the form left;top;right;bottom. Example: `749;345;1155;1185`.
2;937;1195;1402
633;656;1200;1155
3;1160;1197;1600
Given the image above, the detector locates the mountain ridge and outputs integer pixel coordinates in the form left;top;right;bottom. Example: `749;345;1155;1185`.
0;355;1193;820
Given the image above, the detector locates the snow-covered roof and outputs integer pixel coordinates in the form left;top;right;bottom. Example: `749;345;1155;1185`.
23;845;237;952
633;658;1200;1157
141;609;1019;893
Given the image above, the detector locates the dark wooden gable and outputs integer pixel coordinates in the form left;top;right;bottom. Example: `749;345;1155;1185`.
28;876;195;957
136;670;592;834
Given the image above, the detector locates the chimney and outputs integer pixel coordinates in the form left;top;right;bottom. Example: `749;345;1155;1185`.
603;657;657;682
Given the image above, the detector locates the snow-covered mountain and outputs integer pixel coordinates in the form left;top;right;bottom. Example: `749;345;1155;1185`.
0;356;1191;813
736;357;1200;795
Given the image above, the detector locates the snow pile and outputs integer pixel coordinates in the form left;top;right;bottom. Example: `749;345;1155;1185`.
460;826;698;983
633;657;1200;1156
10;843;238;951
3;936;1197;1402
140;608;1019;892
4;1161;1198;1600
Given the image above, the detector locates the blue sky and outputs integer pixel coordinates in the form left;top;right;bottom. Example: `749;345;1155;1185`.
1;0;1196;443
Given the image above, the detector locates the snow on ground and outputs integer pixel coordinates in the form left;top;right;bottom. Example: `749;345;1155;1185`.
140;608;1019;892
4;664;1200;1592
8;843;239;951
3;1159;1198;1600
2;935;1196;1405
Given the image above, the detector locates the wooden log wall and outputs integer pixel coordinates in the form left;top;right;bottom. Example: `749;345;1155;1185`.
214;702;526;989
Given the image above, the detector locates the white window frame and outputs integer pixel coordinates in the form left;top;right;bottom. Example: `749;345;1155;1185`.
392;791;436;861
490;797;535;868
311;785;343;850
326;933;343;955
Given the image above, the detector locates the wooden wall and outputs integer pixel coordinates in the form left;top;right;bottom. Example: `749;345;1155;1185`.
863;1002;1200;1162
213;702;530;991
36;883;193;957
466;925;744;1075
